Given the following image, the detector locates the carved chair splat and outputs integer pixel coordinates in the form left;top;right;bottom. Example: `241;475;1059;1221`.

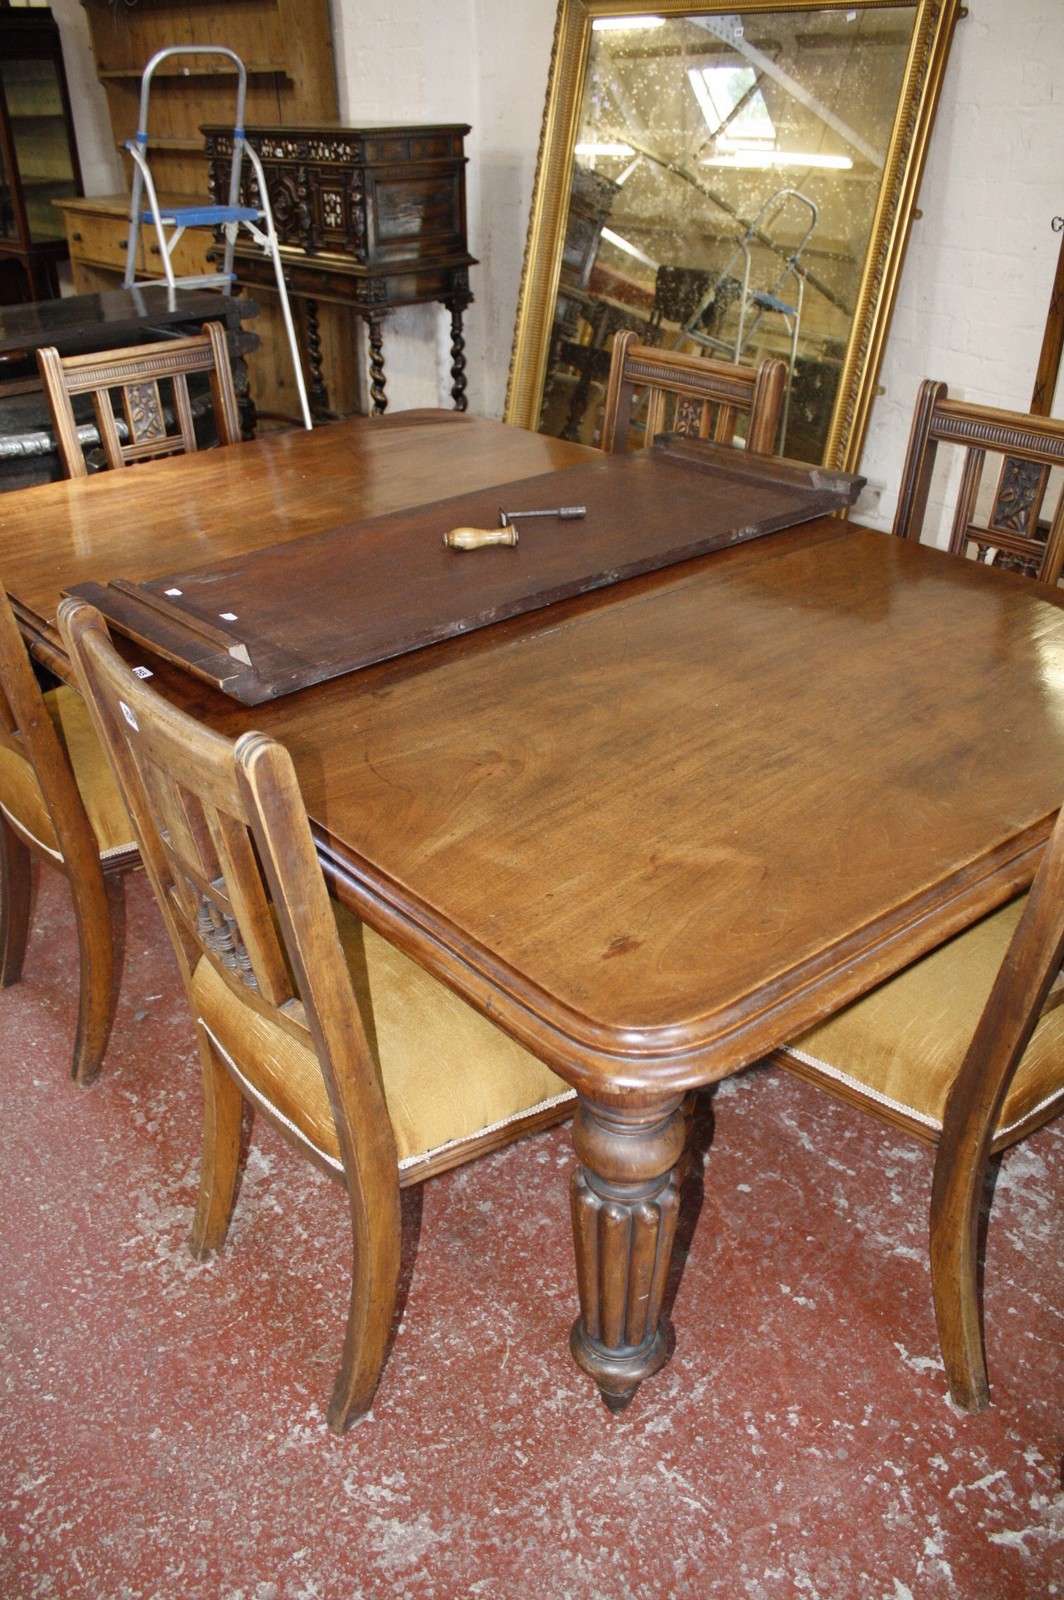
893;379;1064;584
37;321;242;479
600;329;786;456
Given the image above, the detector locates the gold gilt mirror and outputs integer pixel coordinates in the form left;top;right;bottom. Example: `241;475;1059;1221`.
506;0;962;470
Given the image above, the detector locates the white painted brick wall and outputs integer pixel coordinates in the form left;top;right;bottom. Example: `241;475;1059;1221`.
329;0;556;418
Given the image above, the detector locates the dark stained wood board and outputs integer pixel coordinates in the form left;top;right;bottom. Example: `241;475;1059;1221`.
68;437;863;703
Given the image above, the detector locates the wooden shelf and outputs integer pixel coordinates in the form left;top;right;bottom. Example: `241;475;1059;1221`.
113;136;213;155
82;0;337;204
97;64;291;82
75;0;339;416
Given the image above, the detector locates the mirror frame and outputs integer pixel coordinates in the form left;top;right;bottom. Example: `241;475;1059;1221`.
506;0;963;472
1033;222;1064;418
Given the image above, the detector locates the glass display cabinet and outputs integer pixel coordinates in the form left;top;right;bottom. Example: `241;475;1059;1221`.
0;8;82;304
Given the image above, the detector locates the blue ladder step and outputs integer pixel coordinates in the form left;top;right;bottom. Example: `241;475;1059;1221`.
751;290;796;316
140;205;261;227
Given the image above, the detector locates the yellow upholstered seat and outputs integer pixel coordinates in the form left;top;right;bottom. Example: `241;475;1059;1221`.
772;868;1064;1413
0;582;138;1086
0;684;135;862
191;906;571;1176
784;896;1064;1142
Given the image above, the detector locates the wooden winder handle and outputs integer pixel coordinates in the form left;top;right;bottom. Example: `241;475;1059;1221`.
443;525;519;550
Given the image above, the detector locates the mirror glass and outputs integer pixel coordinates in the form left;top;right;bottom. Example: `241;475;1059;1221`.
508;2;960;471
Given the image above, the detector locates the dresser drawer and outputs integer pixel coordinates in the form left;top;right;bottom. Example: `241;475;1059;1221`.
65;206;216;282
141;225;216;279
66;210;145;274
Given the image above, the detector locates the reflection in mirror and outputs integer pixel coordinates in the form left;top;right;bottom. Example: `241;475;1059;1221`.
542;8;913;460
509;1;962;473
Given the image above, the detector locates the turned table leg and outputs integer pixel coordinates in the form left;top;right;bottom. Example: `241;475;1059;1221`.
304;297;331;415
446;301;468;411
366;313;388;415
569;1092;689;1411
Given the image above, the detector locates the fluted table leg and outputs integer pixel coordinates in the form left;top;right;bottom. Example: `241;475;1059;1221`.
569;1093;688;1411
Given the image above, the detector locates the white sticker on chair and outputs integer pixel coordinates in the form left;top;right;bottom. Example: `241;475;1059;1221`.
119;699;139;731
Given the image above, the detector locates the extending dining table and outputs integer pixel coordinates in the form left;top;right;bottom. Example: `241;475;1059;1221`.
5;410;1064;1411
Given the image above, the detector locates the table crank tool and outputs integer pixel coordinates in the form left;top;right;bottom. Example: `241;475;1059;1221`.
444;503;587;550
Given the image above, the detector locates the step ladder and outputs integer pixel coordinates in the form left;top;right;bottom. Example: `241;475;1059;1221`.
123;46;312;430
679;188;818;451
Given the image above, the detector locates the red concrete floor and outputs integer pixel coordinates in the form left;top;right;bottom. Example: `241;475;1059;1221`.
1;866;1061;1600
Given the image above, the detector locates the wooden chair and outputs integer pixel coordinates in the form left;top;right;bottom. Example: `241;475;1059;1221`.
0;588;137;1084
892;379;1064;583
600;330;786;455
59;597;576;1433
37;321;241;479
769;805;1064;1412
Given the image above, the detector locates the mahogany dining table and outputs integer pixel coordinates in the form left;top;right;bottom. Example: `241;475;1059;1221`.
4;409;1064;1411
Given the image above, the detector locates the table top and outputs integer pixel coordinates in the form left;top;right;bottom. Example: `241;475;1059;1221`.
239;523;1064;1096
5;412;1064;1100
0;411;591;664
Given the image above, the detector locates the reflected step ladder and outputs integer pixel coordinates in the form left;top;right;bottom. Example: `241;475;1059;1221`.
123;46;312;430
680;188;818;452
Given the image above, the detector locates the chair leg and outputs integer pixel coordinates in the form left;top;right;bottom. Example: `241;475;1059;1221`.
929;1142;991;1413
69;859;120;1087
0;814;32;988
326;1179;402;1434
189;1028;245;1259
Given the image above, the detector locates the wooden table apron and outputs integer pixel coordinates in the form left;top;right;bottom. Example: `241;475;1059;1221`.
4;412;1064;1408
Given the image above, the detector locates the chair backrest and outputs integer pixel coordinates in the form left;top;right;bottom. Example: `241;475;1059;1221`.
37;321;242;479
0;583;100;874
600;330;786;455
57;595;392;1181
892;379;1064;584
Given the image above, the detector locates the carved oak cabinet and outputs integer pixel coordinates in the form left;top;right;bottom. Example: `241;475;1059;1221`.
202;123;476;416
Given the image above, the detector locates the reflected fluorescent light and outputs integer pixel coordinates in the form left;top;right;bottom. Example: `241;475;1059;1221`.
701;150;853;170
600;227;659;270
575;142;635;157
592;15;665;29
687;64;775;143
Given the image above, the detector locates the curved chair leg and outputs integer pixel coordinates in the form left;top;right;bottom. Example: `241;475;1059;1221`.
929;1139;991;1413
0;814;32;988
927;802;1064;1412
327;1179;402;1434
189;1028;245;1259
69;857;120;1087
